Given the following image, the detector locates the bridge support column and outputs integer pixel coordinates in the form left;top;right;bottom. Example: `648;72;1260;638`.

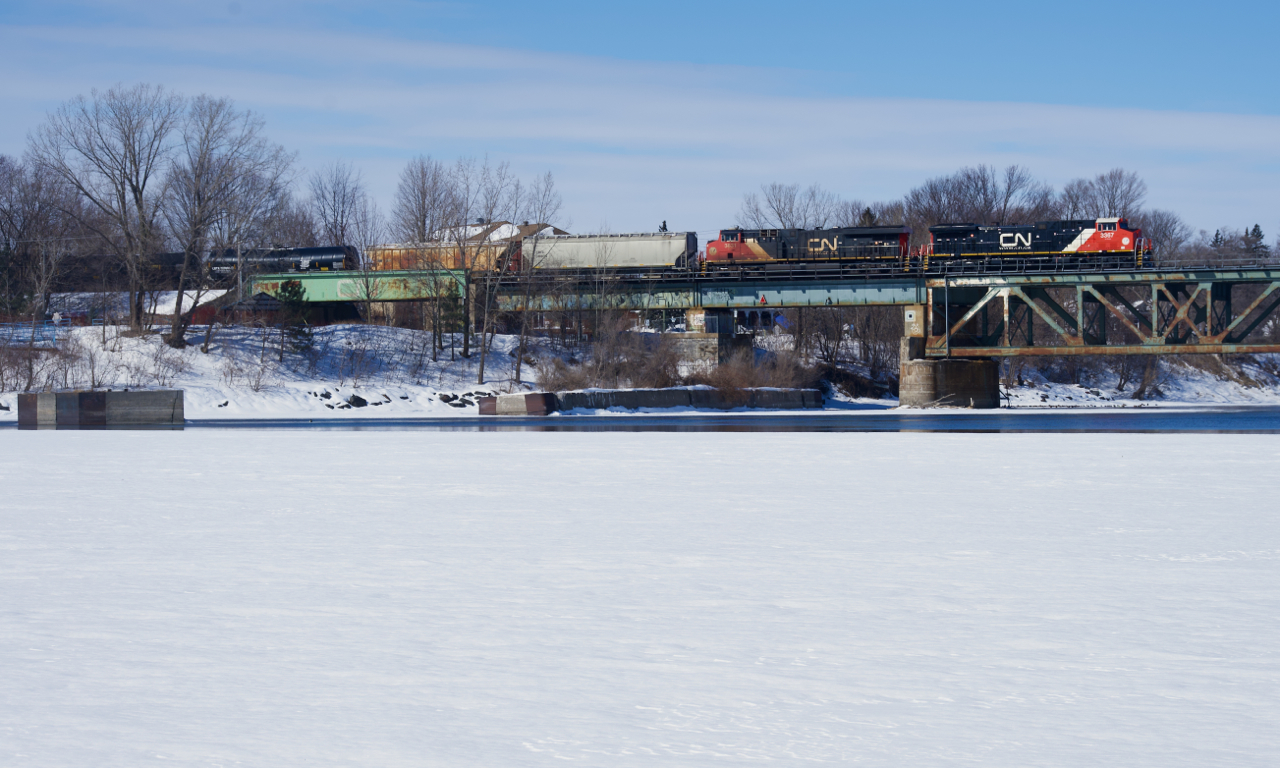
899;359;1001;408
901;303;925;362
898;304;998;407
674;309;752;372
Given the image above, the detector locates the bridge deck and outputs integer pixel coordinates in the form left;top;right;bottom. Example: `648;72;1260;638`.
248;262;1280;356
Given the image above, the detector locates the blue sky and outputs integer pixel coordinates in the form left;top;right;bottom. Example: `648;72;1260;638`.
2;0;1277;238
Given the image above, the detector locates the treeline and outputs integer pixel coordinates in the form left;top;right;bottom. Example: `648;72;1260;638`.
737;166;1272;264
0;83;561;351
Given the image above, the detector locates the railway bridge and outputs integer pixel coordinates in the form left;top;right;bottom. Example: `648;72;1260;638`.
252;262;1280;358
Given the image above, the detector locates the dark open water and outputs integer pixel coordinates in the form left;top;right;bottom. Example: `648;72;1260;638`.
171;406;1280;433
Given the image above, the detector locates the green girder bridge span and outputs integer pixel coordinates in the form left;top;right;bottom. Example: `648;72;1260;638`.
251;269;466;303
251;267;1280;357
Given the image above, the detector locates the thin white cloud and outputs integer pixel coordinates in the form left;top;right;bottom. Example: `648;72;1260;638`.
1;22;1277;234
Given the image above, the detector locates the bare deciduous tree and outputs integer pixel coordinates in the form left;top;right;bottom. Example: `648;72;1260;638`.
1056;168;1147;219
309;160;364;247
511;171;562;386
28;83;185;331
464;159;520;358
349;195;388;323
1;162;79;325
1057;178;1095;219
1090;168;1147;218
1134;209;1193;263
904;164;1055;235
738;182;840;229
257;190;318;248
164;95;293;347
391;155;453;244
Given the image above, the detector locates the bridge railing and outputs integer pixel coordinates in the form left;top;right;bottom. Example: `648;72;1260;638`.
478;253;1280;289
0;321;65;349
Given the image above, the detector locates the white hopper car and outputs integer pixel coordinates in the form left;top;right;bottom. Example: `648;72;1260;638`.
522;231;698;270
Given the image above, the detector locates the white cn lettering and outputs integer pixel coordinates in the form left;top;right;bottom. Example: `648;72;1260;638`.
999;233;1031;249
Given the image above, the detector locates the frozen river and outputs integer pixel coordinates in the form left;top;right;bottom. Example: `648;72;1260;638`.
3;430;1279;766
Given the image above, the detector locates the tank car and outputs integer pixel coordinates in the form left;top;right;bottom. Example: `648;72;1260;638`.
705;225;911;268
207;246;359;275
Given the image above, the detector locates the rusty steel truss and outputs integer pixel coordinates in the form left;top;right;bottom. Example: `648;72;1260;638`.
926;270;1280;357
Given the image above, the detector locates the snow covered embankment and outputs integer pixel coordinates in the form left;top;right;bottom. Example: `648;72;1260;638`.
0;325;531;421
1001;354;1280;408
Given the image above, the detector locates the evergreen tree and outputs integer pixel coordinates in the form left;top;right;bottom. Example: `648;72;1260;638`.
1249;224;1268;254
857;207;877;227
275;279;313;354
1211;230;1224;249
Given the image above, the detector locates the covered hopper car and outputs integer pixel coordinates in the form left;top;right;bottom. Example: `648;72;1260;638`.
522;231;698;271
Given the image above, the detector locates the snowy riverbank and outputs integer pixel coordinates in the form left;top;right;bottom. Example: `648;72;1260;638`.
0;324;529;421
4;324;1280;420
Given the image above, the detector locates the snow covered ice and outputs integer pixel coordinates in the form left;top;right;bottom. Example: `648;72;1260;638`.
2;431;1279;766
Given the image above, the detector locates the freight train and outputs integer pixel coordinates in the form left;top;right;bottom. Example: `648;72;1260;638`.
228;217;1149;280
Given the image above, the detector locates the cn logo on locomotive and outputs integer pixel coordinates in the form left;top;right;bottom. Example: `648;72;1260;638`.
999;232;1032;249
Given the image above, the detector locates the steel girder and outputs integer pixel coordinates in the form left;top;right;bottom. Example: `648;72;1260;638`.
250;269;466;302
924;271;1280;356
490;278;925;312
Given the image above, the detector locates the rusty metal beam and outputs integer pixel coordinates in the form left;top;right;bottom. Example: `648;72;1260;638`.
925;277;1280;356
930;342;1280;357
1219;284;1280;344
1017;287;1080;343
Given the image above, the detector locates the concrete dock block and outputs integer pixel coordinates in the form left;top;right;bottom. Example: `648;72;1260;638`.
494;394;525;415
79;391;107;427
18;390;184;428
55;392;79;427
105;390;184;425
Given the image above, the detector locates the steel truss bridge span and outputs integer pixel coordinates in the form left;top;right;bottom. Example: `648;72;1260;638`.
924;269;1280;357
249;266;1280;357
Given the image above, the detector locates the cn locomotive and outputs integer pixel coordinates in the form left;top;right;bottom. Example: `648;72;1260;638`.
701;217;1150;271
705;226;911;268
925;218;1151;266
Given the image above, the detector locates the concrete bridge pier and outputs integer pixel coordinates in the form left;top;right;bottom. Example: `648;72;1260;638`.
674;309;754;371
897;304;1000;408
